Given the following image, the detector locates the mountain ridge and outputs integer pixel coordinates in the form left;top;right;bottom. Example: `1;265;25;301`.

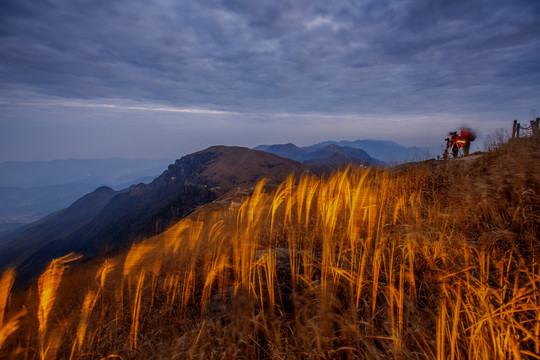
255;139;428;164
253;142;383;167
302;139;427;163
0;146;312;284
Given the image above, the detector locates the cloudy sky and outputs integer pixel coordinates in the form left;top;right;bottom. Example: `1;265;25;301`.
1;0;539;161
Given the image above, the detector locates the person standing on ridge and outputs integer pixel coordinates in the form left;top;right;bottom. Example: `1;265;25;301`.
458;128;476;156
443;127;477;159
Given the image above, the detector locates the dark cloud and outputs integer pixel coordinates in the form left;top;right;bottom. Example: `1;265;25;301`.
0;0;539;159
2;0;538;110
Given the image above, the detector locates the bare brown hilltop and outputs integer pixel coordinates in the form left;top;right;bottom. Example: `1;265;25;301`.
187;145;313;189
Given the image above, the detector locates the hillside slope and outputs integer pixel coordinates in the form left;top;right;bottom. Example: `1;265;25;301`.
0;146;312;283
0;134;538;359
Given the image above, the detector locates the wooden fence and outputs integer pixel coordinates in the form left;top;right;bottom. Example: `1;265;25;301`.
512;118;539;138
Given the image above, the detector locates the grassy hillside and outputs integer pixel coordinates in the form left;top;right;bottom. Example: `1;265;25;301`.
0;134;538;359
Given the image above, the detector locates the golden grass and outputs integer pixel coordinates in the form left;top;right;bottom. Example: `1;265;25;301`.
0;268;27;350
0;134;539;359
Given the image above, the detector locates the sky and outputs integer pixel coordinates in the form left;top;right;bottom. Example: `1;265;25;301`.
1;0;539;161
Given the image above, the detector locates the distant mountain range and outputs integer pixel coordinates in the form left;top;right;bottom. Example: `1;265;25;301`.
255;139;429;164
0;146;312;284
0;158;171;232
0;183;98;233
253;143;379;165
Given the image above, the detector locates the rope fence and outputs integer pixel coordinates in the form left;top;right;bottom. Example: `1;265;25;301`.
512;118;540;138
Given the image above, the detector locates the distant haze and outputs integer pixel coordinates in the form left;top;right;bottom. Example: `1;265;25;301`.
0;158;172;228
0;158;172;188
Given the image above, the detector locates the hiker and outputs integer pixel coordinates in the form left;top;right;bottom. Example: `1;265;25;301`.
458;128;476;156
443;128;477;159
449;131;459;158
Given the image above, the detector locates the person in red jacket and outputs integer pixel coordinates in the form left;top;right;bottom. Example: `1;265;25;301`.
443;128;477;159
458;128;476;156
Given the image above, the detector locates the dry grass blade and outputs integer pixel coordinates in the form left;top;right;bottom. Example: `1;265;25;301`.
37;252;82;360
0;268;15;328
76;289;99;349
0;307;27;350
0;269;26;351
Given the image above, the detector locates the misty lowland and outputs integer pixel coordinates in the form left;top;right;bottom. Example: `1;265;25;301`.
0;129;538;359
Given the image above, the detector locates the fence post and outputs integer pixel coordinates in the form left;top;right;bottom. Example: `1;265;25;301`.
533;118;540;135
512;120;518;138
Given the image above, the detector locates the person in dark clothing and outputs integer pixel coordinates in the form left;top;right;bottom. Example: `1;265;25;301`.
449;131;459;158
